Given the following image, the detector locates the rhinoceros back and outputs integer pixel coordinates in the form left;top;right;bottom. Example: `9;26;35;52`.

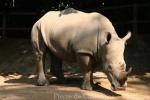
32;9;117;62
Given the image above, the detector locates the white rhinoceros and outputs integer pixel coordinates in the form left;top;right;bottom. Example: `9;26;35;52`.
31;8;132;91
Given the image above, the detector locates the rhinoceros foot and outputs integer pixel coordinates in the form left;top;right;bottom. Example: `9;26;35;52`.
37;78;49;86
81;81;93;91
50;77;67;84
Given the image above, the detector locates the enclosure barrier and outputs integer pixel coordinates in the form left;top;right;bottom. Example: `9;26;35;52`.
0;4;150;37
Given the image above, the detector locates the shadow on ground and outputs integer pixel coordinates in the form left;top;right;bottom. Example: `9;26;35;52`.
4;74;121;97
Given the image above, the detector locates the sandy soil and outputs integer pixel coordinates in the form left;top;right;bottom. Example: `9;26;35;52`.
0;72;150;100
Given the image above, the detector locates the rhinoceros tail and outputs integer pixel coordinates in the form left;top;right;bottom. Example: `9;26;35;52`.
31;22;47;54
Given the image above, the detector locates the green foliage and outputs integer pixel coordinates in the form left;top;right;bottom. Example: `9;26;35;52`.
42;0;104;11
43;0;73;11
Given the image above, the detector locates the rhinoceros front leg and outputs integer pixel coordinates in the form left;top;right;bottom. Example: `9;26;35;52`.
77;54;93;90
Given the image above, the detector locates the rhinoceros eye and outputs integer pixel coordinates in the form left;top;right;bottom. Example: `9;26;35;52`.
106;32;112;44
108;65;112;72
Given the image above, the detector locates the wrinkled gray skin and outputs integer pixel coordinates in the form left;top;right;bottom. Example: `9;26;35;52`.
31;8;132;91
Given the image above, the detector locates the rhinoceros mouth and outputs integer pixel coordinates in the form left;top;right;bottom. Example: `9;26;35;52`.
108;71;126;91
108;67;132;91
111;84;126;91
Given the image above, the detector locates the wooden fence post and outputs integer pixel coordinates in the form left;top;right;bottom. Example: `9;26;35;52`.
133;4;138;34
2;11;6;38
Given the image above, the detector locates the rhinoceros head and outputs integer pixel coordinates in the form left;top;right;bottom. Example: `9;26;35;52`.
101;31;132;91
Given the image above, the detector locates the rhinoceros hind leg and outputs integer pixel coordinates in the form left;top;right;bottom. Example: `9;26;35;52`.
49;52;66;84
31;27;48;86
35;46;49;86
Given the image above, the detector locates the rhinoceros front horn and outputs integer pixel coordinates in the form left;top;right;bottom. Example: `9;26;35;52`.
126;67;132;76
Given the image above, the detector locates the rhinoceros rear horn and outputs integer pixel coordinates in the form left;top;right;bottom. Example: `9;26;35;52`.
123;31;131;42
126;67;132;76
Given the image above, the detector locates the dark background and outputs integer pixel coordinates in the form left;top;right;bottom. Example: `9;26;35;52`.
0;0;150;75
0;0;150;38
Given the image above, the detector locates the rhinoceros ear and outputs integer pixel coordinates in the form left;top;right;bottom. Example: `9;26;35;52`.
123;31;131;42
106;32;112;44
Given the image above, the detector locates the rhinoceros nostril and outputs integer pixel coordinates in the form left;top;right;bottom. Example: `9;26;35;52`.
111;84;116;91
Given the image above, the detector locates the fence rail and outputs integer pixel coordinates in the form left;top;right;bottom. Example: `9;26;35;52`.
0;4;150;37
0;27;31;31
0;12;36;15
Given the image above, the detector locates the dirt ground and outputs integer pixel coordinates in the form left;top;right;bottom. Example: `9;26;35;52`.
0;37;150;100
0;72;150;100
